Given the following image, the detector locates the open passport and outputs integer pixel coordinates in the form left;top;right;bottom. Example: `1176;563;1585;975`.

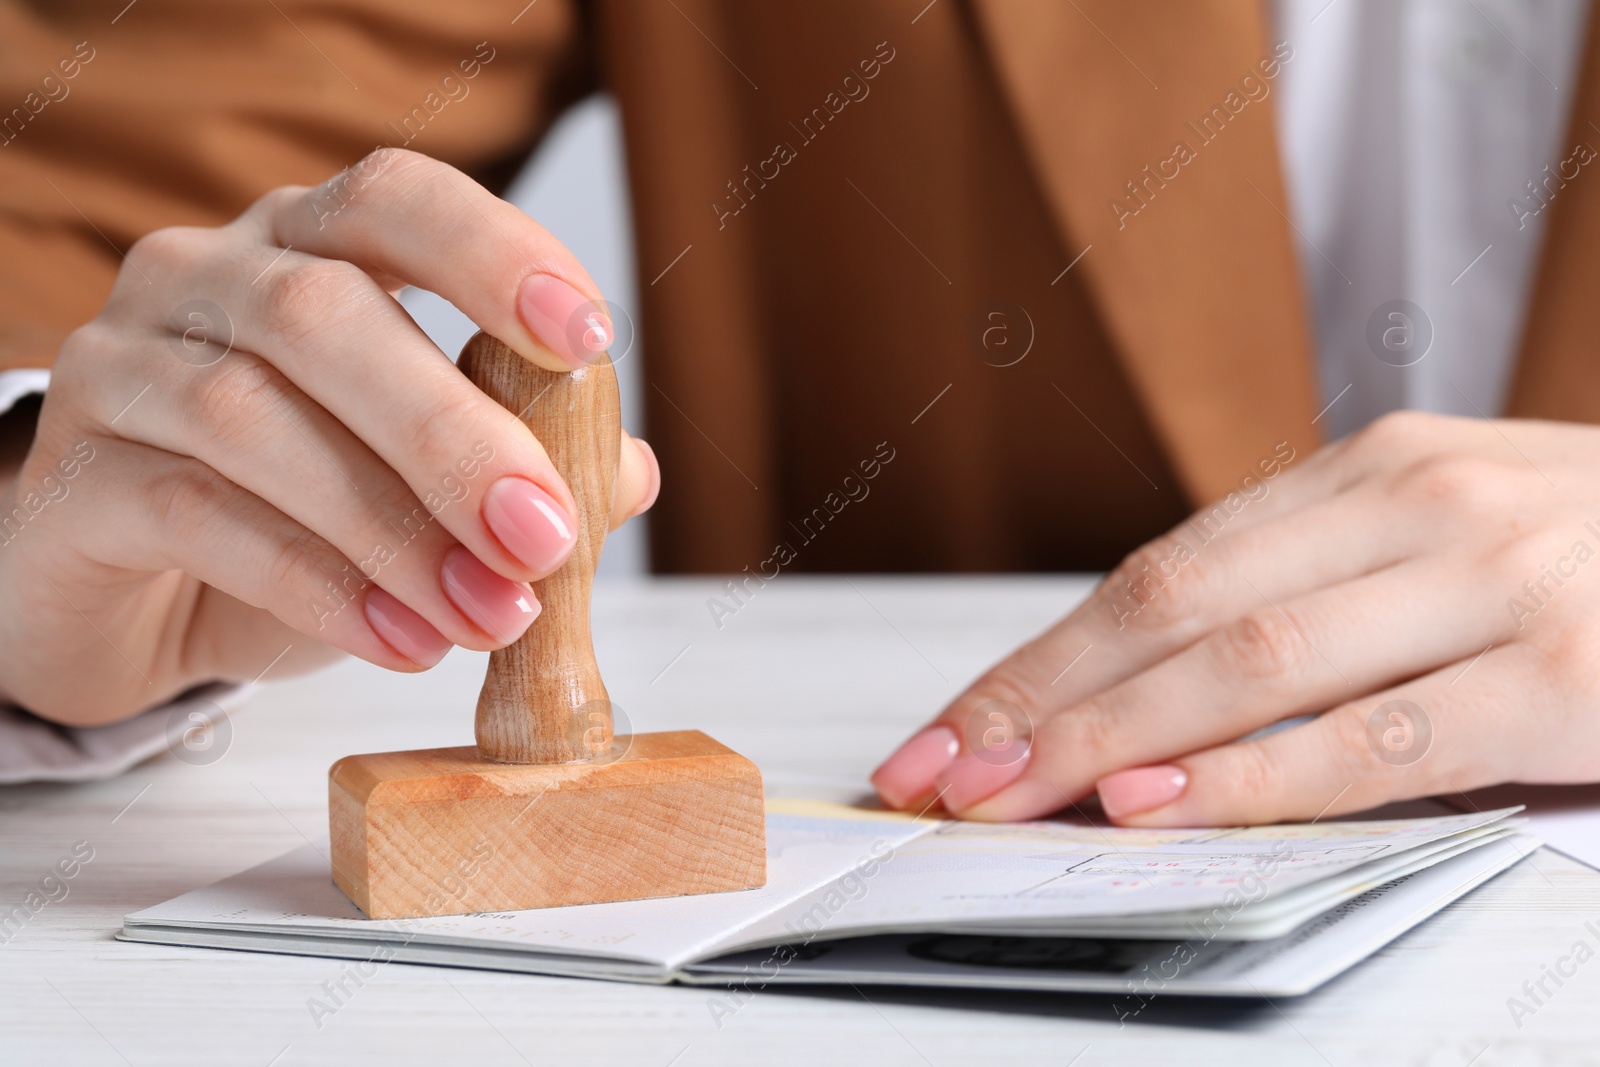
119;800;1534;999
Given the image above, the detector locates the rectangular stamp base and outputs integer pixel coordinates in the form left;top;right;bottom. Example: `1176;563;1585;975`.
328;730;767;919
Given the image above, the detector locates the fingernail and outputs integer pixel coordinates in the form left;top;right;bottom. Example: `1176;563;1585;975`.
1097;765;1188;818
440;546;541;644
936;741;1030;812
482;476;576;574
516;273;612;367
871;725;960;809
364;587;453;668
632;439;660;517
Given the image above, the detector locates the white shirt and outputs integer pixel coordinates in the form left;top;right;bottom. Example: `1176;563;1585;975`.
1274;0;1591;438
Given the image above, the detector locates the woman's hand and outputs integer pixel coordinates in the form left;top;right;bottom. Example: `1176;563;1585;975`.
0;149;658;726
873;411;1600;825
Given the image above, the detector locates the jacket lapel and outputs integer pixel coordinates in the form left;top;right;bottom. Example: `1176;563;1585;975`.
969;0;1320;502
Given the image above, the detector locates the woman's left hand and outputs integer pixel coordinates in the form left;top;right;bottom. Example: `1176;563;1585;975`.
871;411;1600;826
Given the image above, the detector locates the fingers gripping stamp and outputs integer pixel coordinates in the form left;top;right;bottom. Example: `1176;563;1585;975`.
328;333;766;919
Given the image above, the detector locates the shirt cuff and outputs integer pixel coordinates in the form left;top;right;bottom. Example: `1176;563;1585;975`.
0;682;254;784
0;367;50;413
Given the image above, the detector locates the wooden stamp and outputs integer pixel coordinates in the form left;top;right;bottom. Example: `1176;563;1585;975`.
328;333;767;920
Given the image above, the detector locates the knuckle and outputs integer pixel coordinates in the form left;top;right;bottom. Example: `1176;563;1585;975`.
1355;409;1443;458
1329;701;1396;782
1142;565;1208;630
366;148;450;203
253;185;305;216
1001;629;1087;696
124;226;207;277
359;146;425;180
1494;529;1564;587
267;527;345;597
407;388;498;473
1216;608;1311;681
1043;695;1119;768
964;667;1045;730
150;463;237;545
314;148;430;215
367;479;444;546
184;356;285;450
43;325;112;428
1532;627;1600;705
1222;737;1284;805
1102;536;1204;631
257;259;370;344
54;322;108;384
1394;455;1507;511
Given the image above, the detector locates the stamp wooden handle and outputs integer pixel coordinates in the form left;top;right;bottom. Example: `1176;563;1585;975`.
457;332;619;764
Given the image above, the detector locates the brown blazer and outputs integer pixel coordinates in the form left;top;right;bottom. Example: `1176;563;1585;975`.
1;1;1596;573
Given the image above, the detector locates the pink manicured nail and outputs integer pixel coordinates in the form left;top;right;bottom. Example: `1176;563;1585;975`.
516;273;612;366
440;546;541;644
936;742;1030;812
364;587;453;668
871;725;960;809
1097;765;1188;818
482;477;576;574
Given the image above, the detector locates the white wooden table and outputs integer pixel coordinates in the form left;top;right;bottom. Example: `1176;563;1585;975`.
3;577;1597;1065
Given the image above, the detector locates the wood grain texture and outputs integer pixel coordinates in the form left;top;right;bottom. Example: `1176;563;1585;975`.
329;731;767;919
457;331;621;765
327;335;767;919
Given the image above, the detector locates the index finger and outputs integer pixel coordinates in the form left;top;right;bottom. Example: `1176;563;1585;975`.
247;148;613;372
869;485;1424;812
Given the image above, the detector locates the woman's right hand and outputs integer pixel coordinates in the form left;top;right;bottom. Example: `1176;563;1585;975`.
0;148;659;727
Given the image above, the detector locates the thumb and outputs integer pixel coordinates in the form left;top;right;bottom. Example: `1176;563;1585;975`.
609;432;659;531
